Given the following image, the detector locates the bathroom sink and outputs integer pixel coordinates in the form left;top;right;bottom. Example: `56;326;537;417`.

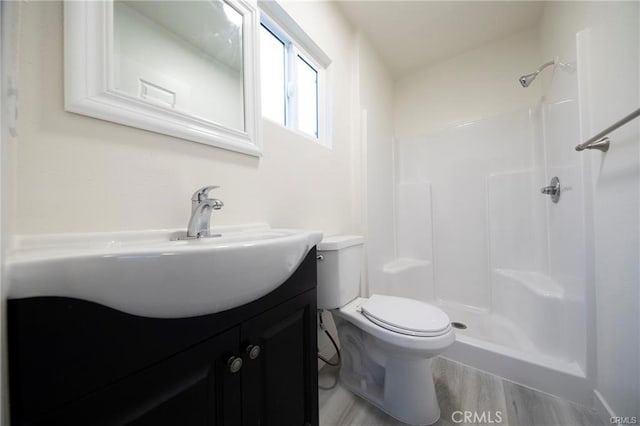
7;224;323;318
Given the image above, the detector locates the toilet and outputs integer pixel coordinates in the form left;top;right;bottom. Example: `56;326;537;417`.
317;235;455;426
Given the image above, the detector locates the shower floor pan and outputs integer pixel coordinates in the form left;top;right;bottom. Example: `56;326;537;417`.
437;303;591;406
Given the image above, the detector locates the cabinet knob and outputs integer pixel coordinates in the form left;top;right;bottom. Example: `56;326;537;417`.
227;356;243;373
246;344;261;360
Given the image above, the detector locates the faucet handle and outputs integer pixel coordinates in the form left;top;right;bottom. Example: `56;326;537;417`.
191;185;220;202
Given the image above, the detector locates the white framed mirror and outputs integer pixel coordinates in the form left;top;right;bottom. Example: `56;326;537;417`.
64;0;262;156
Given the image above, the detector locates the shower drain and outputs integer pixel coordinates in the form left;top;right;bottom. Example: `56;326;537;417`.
451;321;467;330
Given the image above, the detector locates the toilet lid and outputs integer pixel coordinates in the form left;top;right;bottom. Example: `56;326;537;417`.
361;294;451;337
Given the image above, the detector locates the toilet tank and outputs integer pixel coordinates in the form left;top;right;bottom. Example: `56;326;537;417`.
316;235;364;309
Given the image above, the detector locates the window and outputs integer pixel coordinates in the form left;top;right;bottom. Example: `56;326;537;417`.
260;25;286;126
296;56;318;138
259;2;330;145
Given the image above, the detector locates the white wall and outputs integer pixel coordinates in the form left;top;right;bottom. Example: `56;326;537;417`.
394;26;542;140
357;33;395;298
541;2;640;419
316;30;394;367
584;2;639;421
0;5;4;424
0;1;19;423
538;1;591;92
11;0;360;239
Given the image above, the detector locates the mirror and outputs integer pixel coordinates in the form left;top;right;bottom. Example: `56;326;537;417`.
113;1;244;130
65;0;262;156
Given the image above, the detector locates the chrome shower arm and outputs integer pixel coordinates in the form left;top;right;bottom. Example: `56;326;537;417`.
536;60;555;73
519;60;556;87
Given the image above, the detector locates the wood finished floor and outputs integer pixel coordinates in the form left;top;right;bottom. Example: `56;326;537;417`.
318;357;602;426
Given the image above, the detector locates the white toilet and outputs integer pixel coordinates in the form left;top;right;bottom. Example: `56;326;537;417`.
317;235;455;426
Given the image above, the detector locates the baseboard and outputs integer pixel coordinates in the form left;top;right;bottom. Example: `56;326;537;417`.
594;389;616;425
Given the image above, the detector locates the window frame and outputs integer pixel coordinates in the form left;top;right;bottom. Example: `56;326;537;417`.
259;22;287;126
292;49;320;139
259;1;331;147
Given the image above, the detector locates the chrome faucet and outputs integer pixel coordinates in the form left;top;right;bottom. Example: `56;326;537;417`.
184;186;224;239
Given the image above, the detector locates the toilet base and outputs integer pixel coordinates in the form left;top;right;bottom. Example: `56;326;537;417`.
341;358;440;425
336;320;442;425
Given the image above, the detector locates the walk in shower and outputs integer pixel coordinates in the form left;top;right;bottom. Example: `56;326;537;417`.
386;35;593;404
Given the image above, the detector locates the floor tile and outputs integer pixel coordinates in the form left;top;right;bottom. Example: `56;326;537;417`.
432;358;508;426
503;380;601;426
319;357;602;426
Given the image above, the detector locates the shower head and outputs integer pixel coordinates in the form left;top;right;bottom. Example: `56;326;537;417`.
519;60;555;88
519;72;539;88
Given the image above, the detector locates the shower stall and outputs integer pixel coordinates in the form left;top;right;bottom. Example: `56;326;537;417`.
384;34;594;404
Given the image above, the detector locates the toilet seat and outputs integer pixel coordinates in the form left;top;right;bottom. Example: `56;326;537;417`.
361;294;451;337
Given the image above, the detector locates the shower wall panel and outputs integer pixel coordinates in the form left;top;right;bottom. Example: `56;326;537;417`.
396;182;433;261
394;36;590;371
387;182;435;301
540;39;588;370
396;109;539;310
487;169;548;273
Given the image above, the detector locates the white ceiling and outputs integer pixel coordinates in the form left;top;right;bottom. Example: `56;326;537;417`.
335;1;544;79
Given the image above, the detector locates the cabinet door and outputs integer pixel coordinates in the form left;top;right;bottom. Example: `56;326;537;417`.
241;290;318;426
43;327;242;426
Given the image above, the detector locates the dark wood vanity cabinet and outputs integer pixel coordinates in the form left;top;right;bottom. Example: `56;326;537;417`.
8;250;319;426
241;292;317;425
47;326;244;426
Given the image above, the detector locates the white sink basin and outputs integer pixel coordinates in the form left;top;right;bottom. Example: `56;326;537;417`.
7;224;323;318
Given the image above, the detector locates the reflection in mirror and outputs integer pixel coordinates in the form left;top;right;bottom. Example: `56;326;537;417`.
113;0;245;131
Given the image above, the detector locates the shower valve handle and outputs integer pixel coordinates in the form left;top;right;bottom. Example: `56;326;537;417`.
540;176;561;203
